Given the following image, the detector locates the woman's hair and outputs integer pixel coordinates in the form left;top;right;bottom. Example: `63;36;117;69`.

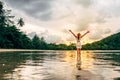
77;33;81;40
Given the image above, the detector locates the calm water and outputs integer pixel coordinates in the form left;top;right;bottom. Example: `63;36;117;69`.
0;50;120;80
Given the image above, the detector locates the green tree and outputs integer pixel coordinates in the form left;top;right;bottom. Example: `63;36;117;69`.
32;34;41;49
39;37;47;49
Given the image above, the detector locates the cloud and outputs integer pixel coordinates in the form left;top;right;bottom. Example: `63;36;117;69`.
72;0;120;35
37;11;52;21
116;29;120;33
38;30;63;43
74;8;106;32
66;35;75;42
5;0;53;21
89;31;103;40
75;17;92;31
27;30;63;43
95;0;120;17
75;0;93;7
46;35;62;43
28;32;36;39
88;26;111;40
103;28;111;34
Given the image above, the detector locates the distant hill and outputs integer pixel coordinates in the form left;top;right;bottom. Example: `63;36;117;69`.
82;32;120;50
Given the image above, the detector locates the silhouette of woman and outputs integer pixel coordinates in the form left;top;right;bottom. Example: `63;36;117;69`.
69;30;89;58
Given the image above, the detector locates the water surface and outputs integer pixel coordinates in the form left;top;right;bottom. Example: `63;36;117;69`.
0;50;120;80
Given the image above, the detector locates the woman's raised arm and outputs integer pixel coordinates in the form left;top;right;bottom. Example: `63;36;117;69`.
81;31;90;38
69;30;77;38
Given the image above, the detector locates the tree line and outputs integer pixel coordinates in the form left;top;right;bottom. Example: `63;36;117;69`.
0;1;76;50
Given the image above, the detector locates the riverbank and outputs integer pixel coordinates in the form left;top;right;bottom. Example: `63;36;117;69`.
0;49;120;53
0;49;54;52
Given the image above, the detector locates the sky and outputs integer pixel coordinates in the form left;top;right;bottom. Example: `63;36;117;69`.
2;0;120;44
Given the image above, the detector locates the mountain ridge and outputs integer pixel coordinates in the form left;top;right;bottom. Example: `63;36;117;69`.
83;32;120;50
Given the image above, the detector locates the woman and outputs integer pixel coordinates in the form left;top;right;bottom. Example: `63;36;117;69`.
69;30;89;56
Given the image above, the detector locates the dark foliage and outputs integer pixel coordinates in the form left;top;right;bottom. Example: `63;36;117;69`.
83;32;120;50
0;1;33;49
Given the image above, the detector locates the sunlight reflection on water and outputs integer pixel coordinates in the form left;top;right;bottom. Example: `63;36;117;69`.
0;50;120;80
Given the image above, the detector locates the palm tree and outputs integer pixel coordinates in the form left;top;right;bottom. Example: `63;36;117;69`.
17;18;24;28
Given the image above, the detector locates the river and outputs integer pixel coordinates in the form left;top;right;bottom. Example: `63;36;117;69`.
0;50;120;80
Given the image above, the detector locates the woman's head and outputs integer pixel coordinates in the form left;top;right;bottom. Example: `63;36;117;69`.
77;33;81;39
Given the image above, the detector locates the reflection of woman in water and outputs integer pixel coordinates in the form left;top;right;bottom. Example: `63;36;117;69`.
69;30;89;55
69;30;89;70
76;53;82;70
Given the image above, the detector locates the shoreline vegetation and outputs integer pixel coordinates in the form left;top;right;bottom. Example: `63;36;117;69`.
0;1;120;50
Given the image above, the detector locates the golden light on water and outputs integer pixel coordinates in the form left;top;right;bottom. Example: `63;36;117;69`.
63;51;94;69
80;51;94;69
63;51;76;64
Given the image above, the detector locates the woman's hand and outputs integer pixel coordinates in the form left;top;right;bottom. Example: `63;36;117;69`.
87;31;90;33
69;30;72;32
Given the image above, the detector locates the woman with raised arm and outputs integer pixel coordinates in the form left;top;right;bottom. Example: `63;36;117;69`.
69;30;89;56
